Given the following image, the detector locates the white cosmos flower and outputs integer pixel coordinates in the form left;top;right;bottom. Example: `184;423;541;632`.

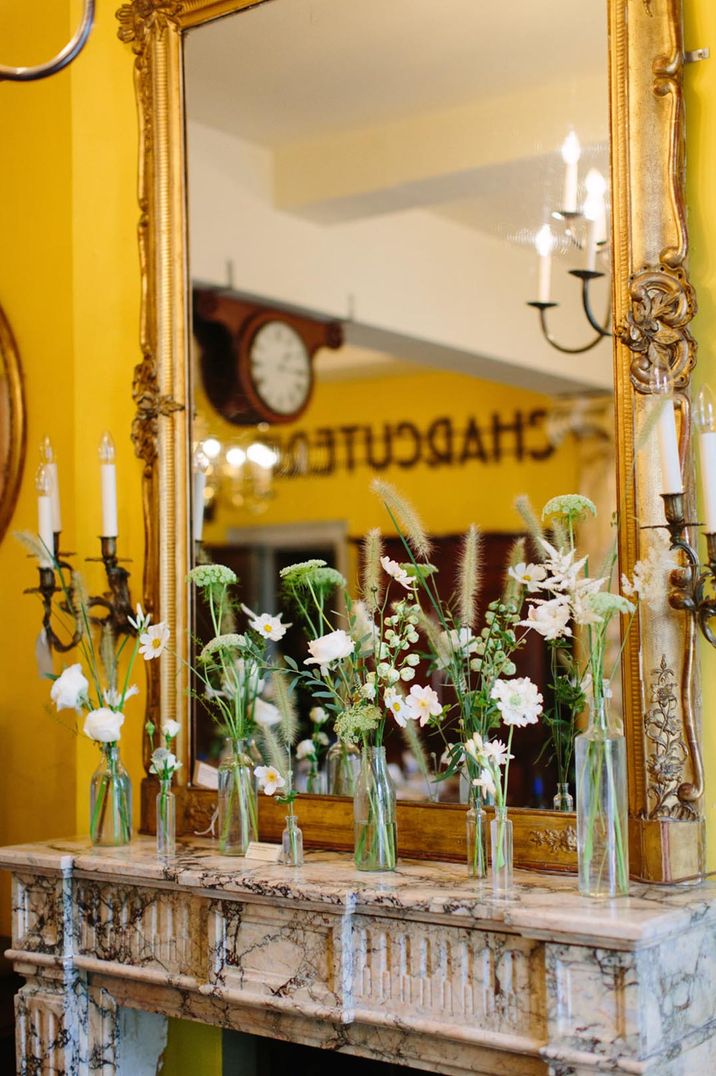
491;677;543;727
405;683;442;727
507;562;548;593
384;687;413;728
254;765;286;796
309;706;328;725
305;629;354;667
84;707;124;743
296;739;316;761
380;556;414;590
483;738;513;768
162;719;181;740
128;603;151;632
139;622;170;660
50;664;89;712
241;605;291;642
519;597;572;641
473;769;496;799
252;697;281;727
103;684;139;708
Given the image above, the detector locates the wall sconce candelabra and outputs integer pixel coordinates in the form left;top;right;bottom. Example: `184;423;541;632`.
654;385;716;647
24;434;136;653
0;0;94;82
528;133;612;354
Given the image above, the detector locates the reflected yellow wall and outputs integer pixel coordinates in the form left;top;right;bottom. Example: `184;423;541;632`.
201;369;580;542
685;0;716;868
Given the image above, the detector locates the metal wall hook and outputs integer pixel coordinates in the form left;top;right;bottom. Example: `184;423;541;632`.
0;0;95;83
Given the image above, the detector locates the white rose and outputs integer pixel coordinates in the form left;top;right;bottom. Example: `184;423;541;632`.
296;739;316;760
50;664;89;712
309;706;328;725
253;697;281;727
84;707;124;743
162;719;181;740
304;629;354;667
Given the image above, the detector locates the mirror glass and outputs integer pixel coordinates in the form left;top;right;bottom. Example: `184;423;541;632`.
184;0;614;808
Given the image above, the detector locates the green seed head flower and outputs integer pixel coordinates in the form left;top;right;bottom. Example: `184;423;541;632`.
187;564;237;588
542;494;597;524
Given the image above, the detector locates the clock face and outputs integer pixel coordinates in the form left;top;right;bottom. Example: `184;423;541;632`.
248;320;312;418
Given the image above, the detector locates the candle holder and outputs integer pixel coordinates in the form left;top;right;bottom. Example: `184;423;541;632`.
659;492;716;648
24;533;137;653
527;268;611;354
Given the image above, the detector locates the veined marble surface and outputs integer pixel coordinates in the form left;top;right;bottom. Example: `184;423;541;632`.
3;837;716;1075
1;836;714;947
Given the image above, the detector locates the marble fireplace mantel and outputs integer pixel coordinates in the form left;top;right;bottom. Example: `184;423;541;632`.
2;839;716;1075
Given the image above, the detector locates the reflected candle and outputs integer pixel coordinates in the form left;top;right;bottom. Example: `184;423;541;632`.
36;465;54;567
535;225;553;303
655;394;683;495
40;436;61;534
561;132;581;214
695;386;716;532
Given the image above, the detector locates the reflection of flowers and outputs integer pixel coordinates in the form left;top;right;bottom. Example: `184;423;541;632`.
51;664;89;711
621;531;678;612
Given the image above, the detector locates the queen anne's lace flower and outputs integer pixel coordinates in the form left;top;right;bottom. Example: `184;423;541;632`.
199;633;247;661
541;494;597;523
187;564;237;588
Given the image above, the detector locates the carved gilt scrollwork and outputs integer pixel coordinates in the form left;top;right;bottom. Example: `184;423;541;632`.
619;266;696;393
116;1;183;48
528;827;577;854
643;656;696;818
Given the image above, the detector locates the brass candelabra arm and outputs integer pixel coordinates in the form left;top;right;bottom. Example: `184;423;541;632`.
661;493;716;646
527;300;607;355
568;269;612;338
85;536;137;638
24;567;83;654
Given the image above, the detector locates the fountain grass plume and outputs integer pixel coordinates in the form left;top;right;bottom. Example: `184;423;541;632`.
362;528;383;614
372;479;432;560
514;495;546;560
400;719;435;801
100;623;117;691
272;668;298;747
14;530;52;564
416;607;443;653
502;536;526;606
259;721;289;778
457;524;482;628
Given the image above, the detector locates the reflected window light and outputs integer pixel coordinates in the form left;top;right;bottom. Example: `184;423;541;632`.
203;437;222;460
226;446;247;467
247;442;278;469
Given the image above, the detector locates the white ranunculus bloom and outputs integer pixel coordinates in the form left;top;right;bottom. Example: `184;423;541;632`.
295;739;316;761
519;597;572;641
51;663;89;712
162;719;181;740
491;677;543;728
304;629;354;667
84;707;124;743
252;697;281;727
254;765;286;796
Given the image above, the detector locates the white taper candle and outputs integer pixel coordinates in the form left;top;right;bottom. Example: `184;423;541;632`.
99;432;118;538
36;465;54;568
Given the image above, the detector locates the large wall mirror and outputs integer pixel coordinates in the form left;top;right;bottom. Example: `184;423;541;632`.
121;0;702;880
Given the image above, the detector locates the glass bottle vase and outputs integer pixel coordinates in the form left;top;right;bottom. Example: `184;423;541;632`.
218;738;258;856
281;813;304;867
89;744;132;847
326;741;361;796
490;806;513;894
553;782;574;812
306;763;327;795
156;779;176;858
575;698;629;897
466;791;488;879
353;746;397;871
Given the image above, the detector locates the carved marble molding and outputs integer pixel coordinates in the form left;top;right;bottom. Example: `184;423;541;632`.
4;839;716;1075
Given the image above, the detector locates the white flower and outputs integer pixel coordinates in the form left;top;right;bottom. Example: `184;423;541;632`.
162;719;181;740
150;747;180;776
434;628;479;670
304;629;354;667
50;664;89;712
139;622;170;661
473;769;496;799
519;597;572;641
538;538;588;592
252;698;281;727
315;730;329;746
405;684;442;727
405;653;420;667
84;707;124;743
254;765;285;796
296;739;316;761
622;531;678;612
507;562;548;593
309;706;328;724
242;605;291;642
483;738;513;768
360;681;376;700
128;603;151;632
399;666;416;682
351;601;379;655
572;577;607;626
491;677;543;727
384;687;413;728
464;731;486;764
103;684;139;708
380;556;414;590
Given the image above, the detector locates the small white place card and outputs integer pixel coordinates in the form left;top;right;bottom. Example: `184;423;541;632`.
245;841;282;863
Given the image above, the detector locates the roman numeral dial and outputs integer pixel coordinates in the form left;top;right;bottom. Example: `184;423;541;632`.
247;320;313;420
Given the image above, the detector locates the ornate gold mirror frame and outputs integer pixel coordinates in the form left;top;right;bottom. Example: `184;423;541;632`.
118;0;703;882
0;302;26;546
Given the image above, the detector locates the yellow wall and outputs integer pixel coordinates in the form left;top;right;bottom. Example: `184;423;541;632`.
685;0;716;868
201;368;579;541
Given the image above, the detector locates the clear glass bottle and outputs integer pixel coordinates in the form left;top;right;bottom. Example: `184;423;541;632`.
466;789;488;879
353;745;397;871
490;806;513;894
156;778;176;858
553;783;575;812
281;813;304;867
305;764;327;795
326;741;361;796
89;744;132;847
575;698;629;897
217;738;258;856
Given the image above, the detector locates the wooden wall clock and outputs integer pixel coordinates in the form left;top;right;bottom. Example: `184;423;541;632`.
193;288;343;425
